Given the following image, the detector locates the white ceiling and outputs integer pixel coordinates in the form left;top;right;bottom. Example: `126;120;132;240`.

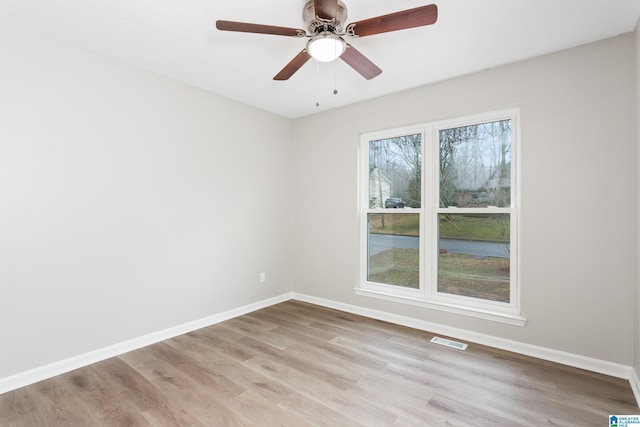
2;0;640;118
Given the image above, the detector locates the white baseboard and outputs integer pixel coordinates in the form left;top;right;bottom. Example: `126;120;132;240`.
292;293;639;389
0;293;294;395
630;368;640;408
2;290;638;409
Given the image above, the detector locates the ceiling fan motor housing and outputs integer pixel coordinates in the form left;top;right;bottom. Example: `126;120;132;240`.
303;0;348;34
216;2;437;80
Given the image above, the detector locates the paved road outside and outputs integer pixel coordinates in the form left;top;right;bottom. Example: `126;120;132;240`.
369;234;509;258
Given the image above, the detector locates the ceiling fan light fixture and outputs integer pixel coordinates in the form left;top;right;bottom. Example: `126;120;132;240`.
306;33;346;62
218;3;438;80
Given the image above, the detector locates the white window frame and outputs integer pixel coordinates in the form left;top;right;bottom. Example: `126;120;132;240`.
356;108;525;326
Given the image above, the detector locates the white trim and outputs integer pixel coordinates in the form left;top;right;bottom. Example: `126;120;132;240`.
0;293;294;395
358;109;522;322
293;293;637;385
631;368;640;408
353;287;527;327
2;291;637;409
429;109;520;315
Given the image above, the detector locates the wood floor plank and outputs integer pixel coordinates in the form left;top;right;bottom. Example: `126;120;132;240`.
137;341;246;399
188;325;256;363
0;387;41;426
163;336;294;405
0;300;637;426
220;389;314;427
244;311;338;344
23;376;103;426
276;392;369;427
120;347;249;427
62;366;154;426
238;335;360;393
243;353;399;425
91;357;203;426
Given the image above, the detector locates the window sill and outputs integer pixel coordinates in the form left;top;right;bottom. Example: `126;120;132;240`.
353;287;527;327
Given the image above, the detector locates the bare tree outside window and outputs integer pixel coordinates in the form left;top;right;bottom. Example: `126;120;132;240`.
369;134;422;208
360;110;518;316
367;134;422;288
437;119;512;302
439;120;511;208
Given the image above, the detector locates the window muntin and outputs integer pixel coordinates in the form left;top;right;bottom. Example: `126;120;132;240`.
365;132;423;292
435;118;514;305
360;109;519;320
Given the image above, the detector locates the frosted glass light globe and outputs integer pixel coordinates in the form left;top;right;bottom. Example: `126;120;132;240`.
307;33;346;62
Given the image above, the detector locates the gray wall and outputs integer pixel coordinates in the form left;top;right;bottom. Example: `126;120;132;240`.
0;25;294;378
1;23;637;381
635;17;640;381
293;34;636;365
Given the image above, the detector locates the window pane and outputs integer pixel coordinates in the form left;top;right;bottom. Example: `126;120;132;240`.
368;213;419;289
439;120;511;207
369;134;422;209
438;213;510;302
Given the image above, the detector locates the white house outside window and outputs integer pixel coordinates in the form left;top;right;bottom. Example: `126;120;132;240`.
357;109;524;326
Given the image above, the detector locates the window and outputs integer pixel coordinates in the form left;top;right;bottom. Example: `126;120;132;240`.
366;132;423;290
357;109;523;326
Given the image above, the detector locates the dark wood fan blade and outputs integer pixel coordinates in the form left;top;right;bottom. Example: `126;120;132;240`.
314;0;338;20
274;50;312;80
347;4;438;37
216;20;305;37
340;44;382;80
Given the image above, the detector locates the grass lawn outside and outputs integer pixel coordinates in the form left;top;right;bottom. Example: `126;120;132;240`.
438;252;509;302
367;212;510;302
369;212;509;242
368;248;509;302
368;248;419;288
369;213;419;236
439;214;509;243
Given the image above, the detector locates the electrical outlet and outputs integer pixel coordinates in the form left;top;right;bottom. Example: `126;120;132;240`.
259;272;266;283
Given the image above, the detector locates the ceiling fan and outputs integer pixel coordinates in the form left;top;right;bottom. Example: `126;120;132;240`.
216;0;438;81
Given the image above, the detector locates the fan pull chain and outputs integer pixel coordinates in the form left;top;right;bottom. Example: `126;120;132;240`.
314;59;339;107
333;58;338;96
315;60;320;107
333;42;338;96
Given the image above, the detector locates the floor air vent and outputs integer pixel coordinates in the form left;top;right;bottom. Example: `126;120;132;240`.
430;336;468;350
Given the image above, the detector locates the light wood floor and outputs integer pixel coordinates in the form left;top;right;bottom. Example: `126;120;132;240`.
0;300;637;426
